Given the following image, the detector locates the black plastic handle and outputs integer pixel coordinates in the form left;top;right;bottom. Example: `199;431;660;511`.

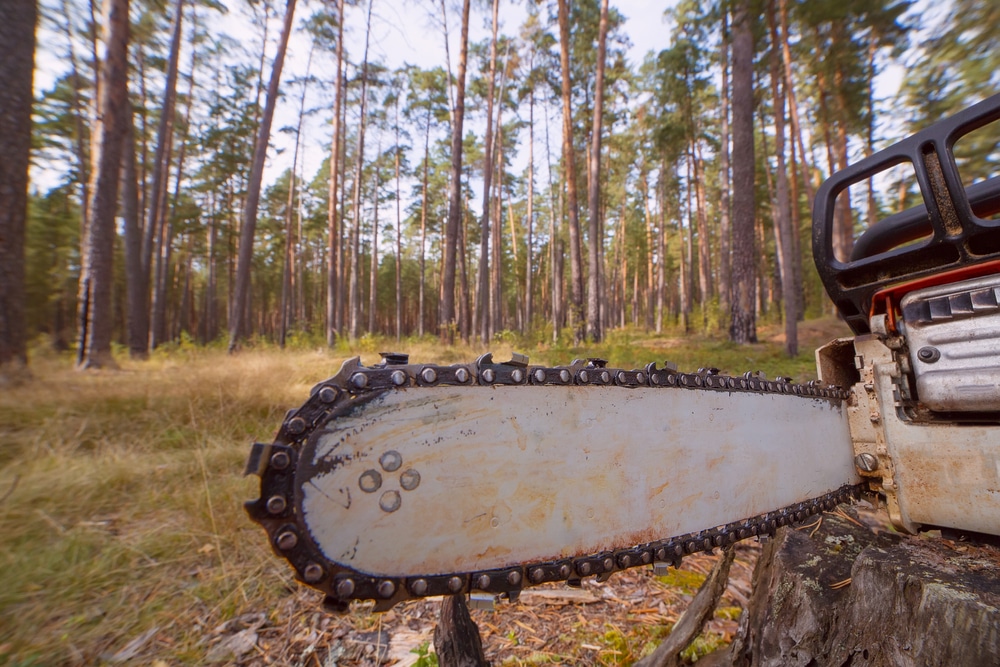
813;93;1000;335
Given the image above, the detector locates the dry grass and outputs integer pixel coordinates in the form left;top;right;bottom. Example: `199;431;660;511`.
0;319;848;665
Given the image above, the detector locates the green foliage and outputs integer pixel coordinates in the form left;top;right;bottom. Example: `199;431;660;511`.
411;642;439;667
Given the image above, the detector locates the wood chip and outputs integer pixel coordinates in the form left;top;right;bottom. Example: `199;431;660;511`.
518;588;600;605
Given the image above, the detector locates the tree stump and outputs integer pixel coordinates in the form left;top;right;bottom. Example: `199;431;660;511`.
728;508;1000;667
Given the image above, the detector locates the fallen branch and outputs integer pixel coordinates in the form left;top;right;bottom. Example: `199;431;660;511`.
634;546;737;667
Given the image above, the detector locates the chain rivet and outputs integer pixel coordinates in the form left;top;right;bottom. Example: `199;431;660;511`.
529;568;544;583
287;417;306;435
303;563;323;583
507;570;522;586
270;451;290;471
511;369;524;384
482;369;496;383
266;495;287;514
577;562;592;576
318;386;337;403
533;369;546;383
455;368;470;383
378;580;396;598
558;564;572;578
600;371;610;384
391;370;408;386
420;367;438;383
411;578;428;596
350;373;369;389
276;531;297;550
579;370;589;383
602;557;614;572
336;578;356;598
448;576;464;593
476;574;491;590
559;369;571;383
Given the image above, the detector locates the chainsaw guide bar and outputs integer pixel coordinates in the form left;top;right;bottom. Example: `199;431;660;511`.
246;353;862;611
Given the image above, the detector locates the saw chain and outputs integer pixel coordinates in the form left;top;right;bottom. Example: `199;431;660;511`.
246;353;861;611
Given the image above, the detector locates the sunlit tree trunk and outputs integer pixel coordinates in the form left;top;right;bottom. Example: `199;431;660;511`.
228;0;296;351
78;0;128;369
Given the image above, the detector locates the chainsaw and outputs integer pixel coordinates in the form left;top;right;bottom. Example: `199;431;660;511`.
246;94;1000;612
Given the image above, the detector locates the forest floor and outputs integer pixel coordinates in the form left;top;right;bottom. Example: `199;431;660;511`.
0;317;851;666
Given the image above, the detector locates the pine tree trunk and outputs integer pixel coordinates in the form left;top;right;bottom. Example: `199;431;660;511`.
0;0;36;377
718;11;732;316
122;107;148;358
228;0;296;351
767;0;797;356
728;0;757;344
143;0;184;351
693;142;712;316
525;81;535;331
544;94;561;343
349;2;374;341
586;0;609;342
476;0;499;344
78;0;129;369
394;101;403;341
419;111;430;337
368;147;379;335
440;0;470;343
557;0;585;344
326;0;345;346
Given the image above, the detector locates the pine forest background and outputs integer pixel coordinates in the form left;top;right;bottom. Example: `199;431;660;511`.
7;0;1000;369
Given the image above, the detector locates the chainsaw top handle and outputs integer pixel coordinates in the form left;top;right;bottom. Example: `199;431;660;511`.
813;93;1000;335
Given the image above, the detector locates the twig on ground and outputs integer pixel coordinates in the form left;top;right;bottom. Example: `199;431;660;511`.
633;546;737;667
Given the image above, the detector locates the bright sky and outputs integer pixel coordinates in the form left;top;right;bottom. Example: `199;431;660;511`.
262;0;680;202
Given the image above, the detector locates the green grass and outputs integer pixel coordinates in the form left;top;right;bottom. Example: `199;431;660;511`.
0;318;849;664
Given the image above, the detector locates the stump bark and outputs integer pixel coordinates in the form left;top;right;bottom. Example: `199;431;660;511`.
434;594;488;667
728;509;1000;667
